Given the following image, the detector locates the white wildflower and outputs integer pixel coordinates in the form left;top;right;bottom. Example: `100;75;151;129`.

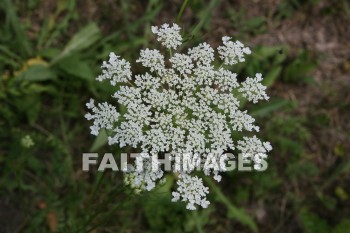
192;65;216;86
97;52;132;85
151;23;182;49
21;135;34;148
124;154;164;192
172;174;210;210
85;99;119;135
188;42;214;66
230;110;260;132
136;49;165;74
169;53;194;75
214;68;239;91
135;73;161;90
237;136;272;168
218;37;251;65
108;121;144;147
239;73;269;103
85;23;273;210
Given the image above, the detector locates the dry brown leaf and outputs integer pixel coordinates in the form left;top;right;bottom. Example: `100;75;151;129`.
47;211;58;232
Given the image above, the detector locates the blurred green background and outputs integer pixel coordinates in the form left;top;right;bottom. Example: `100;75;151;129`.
1;0;350;232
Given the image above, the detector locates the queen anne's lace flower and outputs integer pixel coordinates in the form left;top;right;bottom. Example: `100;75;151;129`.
97;52;132;85
85;23;272;210
214;68;239;91
218;36;251;65
151;23;182;49
188;42;214;66
172;174;210;210
239;73;269;103
169;53;194;75
136;49;165;74
230;110;260;132
85;99;119;135
237;136;272;167
124;154;164;192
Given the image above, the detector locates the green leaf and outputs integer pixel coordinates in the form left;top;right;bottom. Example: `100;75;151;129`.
253;46;284;59
283;51;317;83
246;17;265;29
204;177;258;232
299;208;330;233
0;91;5;99
0;0;32;57
316;192;337;211
176;0;189;23
13;93;41;124
250;99;290;117
51;23;101;64
56;54;94;81
321;158;350;190
335;186;349;201
332;219;350;233
245;16;266;34
0;44;21;61
190;0;221;36
114;38;148;54
39;48;61;60
286;161;320;180
263;66;282;87
16;64;57;82
90;130;108;152
27;83;57;94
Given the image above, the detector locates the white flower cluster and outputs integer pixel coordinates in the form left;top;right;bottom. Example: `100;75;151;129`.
237;136;272;170
85;23;272;210
97;52;132;85
124;154;164;192
239;73;269;103
151;23;182;49
85;99;119;136
21;135;35;148
172;174;210;210
218;36;251;65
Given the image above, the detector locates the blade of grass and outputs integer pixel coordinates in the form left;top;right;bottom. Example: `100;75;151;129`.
43;0;77;49
96;3;162;47
176;0;190;23
250;99;290;117
143;0;162;47
1;0;32;57
50;23;101;65
204;177;258;232
192;211;205;233
190;0;221;37
0;45;22;61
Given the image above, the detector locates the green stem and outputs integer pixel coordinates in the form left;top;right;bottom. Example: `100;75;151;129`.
192;211;205;233
176;0;189;23
84;189;133;233
204;177;258;232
